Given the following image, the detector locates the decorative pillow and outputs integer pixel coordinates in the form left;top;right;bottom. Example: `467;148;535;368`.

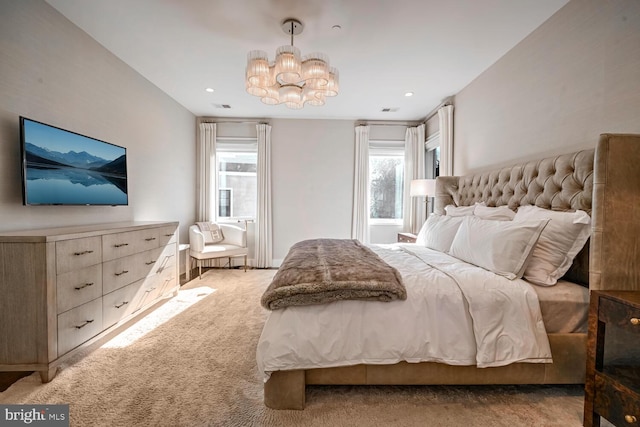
415;214;464;252
448;216;549;280
196;222;224;244
514;205;591;286
473;204;516;221
444;204;476;217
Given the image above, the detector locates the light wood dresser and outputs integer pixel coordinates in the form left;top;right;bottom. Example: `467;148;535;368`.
0;221;179;382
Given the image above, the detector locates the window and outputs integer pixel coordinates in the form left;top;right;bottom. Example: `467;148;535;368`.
425;133;441;215
369;141;405;223
216;140;257;220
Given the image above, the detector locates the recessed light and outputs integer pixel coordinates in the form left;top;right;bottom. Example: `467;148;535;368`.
332;25;342;30
205;88;215;93
404;92;414;97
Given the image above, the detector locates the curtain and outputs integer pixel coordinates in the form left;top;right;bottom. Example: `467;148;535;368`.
438;105;454;176
197;122;216;221
403;124;426;234
255;123;272;268
351;125;370;243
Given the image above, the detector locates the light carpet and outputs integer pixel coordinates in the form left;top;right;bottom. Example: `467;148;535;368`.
0;269;587;427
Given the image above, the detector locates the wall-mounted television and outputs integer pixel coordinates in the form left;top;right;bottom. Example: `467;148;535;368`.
20;117;128;206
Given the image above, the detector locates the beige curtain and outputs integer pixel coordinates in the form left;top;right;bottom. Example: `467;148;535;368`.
351;125;370;243
403;124;426;234
438;105;454;176
196;122;217;221
255;124;272;268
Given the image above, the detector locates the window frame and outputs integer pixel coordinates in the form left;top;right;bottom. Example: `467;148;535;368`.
368;140;406;226
215;138;258;223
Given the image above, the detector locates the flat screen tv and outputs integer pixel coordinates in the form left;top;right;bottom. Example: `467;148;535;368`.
20;117;128;206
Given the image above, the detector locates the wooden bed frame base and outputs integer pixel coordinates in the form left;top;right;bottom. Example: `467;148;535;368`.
264;333;587;409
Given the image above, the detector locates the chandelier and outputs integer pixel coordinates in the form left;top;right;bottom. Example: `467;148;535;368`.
245;18;339;109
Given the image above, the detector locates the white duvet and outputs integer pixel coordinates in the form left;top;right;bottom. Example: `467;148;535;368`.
256;244;552;381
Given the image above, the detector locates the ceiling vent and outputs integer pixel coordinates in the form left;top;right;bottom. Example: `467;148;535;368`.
212;103;232;109
381;107;399;112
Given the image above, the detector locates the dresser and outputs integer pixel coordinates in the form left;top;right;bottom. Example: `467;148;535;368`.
584;290;640;427
0;221;179;382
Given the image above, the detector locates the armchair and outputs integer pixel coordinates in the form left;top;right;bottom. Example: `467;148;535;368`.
189;223;248;278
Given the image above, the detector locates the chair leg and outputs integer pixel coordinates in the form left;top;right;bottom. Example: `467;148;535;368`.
244;255;247;272
198;260;202;279
228;257;232;269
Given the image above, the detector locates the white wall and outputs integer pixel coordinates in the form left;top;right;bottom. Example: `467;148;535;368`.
270;119;355;264
453;0;640;175
0;1;196;245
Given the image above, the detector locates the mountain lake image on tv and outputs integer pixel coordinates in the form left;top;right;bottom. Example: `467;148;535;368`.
21;117;128;205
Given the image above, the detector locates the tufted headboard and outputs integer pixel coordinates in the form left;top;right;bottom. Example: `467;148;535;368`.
434;133;640;291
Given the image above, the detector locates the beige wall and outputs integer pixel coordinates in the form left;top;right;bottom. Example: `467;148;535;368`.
0;1;196;244
453;0;640;175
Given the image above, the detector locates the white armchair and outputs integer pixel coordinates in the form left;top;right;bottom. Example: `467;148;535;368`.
189;223;248;278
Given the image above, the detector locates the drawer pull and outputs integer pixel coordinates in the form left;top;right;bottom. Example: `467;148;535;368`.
115;270;129;276
625;415;637;424
145;287;157;293
115;301;129;309
145;237;156;241
145;260;156;265
631;318;640;326
114;243;129;248
164;234;173;237
75;319;94;329
74;282;94;290
73;250;94;256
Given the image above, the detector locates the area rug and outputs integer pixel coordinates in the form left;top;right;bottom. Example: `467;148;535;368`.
0;269;587;426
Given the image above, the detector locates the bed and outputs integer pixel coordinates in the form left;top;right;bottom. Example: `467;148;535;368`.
257;133;640;410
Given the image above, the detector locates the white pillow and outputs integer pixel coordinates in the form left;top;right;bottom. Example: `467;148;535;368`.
196;222;224;244
449;216;549;280
444;204;476;217
473;204;515;221
415;214;464;252
514;205;591;286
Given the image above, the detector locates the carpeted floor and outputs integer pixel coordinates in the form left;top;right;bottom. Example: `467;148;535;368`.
0;269;589;426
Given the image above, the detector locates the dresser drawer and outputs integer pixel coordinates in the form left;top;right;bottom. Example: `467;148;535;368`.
157;225;178;247
56;236;102;274
599;298;640;335
102;247;164;294
594;372;640;426
57;264;103;314
102;228;164;261
103;280;143;328
57;298;103;356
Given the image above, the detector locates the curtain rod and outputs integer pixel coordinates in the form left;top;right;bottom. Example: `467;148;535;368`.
355;122;419;127
421;97;454;124
199;119;269;125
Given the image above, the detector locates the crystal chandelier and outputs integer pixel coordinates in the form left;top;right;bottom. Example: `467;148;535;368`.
245;18;339;109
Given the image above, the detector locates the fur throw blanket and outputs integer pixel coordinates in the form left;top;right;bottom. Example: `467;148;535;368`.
261;239;406;310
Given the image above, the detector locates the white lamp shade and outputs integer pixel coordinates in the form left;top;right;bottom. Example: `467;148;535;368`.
410;179;436;197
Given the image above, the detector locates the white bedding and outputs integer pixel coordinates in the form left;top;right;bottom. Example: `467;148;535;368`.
256;244;552;381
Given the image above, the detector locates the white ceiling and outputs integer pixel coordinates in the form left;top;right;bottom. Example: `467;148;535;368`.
45;0;568;121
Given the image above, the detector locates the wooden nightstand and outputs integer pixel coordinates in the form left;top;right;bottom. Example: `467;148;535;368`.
584;290;640;427
397;232;417;243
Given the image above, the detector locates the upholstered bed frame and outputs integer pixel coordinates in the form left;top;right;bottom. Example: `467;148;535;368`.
264;133;640;410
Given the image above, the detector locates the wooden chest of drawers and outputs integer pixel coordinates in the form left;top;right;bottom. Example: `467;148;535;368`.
0;221;178;382
584;291;640;426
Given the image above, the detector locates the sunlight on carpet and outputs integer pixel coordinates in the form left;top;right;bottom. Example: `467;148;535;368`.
101;287;216;348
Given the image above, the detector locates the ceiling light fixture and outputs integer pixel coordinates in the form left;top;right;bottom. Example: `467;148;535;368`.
245;18;339;109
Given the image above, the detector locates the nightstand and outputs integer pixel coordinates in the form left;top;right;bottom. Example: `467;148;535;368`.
397;232;417;243
584;290;640;427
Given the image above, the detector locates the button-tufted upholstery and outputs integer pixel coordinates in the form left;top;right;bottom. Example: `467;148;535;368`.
434;149;594;214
